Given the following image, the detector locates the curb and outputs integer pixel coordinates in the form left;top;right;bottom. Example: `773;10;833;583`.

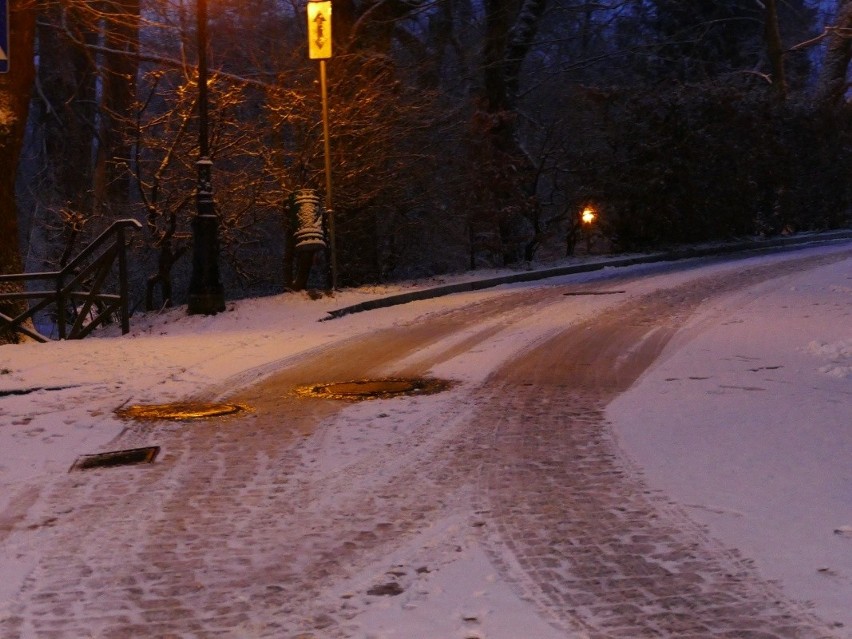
324;229;852;320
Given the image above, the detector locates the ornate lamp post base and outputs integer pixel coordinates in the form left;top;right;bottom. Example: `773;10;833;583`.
187;212;225;315
187;156;224;315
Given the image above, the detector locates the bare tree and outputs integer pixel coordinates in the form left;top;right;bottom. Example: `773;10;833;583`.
34;1;100;266
815;0;852;108
0;0;38;343
763;0;787;100
93;0;141;213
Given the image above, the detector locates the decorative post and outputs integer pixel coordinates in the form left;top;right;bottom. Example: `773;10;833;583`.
307;0;337;289
187;0;225;315
294;188;326;252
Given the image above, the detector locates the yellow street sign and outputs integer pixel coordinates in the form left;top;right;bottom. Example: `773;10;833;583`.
307;0;332;60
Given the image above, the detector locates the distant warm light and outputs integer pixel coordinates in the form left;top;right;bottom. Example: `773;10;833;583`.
581;207;597;225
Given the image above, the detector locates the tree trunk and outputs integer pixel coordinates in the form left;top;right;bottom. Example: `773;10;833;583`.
471;0;546;265
93;0;140;214
763;0;787;100
815;0;852;108
0;0;38;344
36;2;98;252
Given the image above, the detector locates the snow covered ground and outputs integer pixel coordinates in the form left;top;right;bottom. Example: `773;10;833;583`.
1;240;850;637
609;248;852;631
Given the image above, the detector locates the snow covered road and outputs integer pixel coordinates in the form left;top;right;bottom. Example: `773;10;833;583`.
1;242;850;638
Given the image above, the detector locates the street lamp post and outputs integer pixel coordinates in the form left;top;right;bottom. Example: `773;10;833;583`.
581;206;597;254
187;0;225;315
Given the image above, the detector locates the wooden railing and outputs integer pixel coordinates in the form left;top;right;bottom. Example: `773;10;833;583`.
0;219;142;342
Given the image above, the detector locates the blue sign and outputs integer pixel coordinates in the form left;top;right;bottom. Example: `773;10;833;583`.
0;0;8;73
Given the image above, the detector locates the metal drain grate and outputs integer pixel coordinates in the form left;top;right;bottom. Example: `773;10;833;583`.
295;377;453;400
116;402;247;421
0;385;80;397
563;290;626;296
70;446;160;472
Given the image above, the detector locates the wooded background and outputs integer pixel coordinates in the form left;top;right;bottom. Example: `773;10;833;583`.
1;0;850;327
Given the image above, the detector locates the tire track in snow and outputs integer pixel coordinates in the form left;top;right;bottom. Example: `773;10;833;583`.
470;252;849;638
2;250;848;638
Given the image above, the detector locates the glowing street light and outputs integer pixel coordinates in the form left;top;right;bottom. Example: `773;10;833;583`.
187;0;225;315
581;205;597;253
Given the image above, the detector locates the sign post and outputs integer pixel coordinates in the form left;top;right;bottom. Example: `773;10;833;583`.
307;0;337;289
0;0;9;74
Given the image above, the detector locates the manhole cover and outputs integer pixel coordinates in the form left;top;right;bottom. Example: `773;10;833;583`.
116;402;247;421
70;446;160;472
295;377;453;400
